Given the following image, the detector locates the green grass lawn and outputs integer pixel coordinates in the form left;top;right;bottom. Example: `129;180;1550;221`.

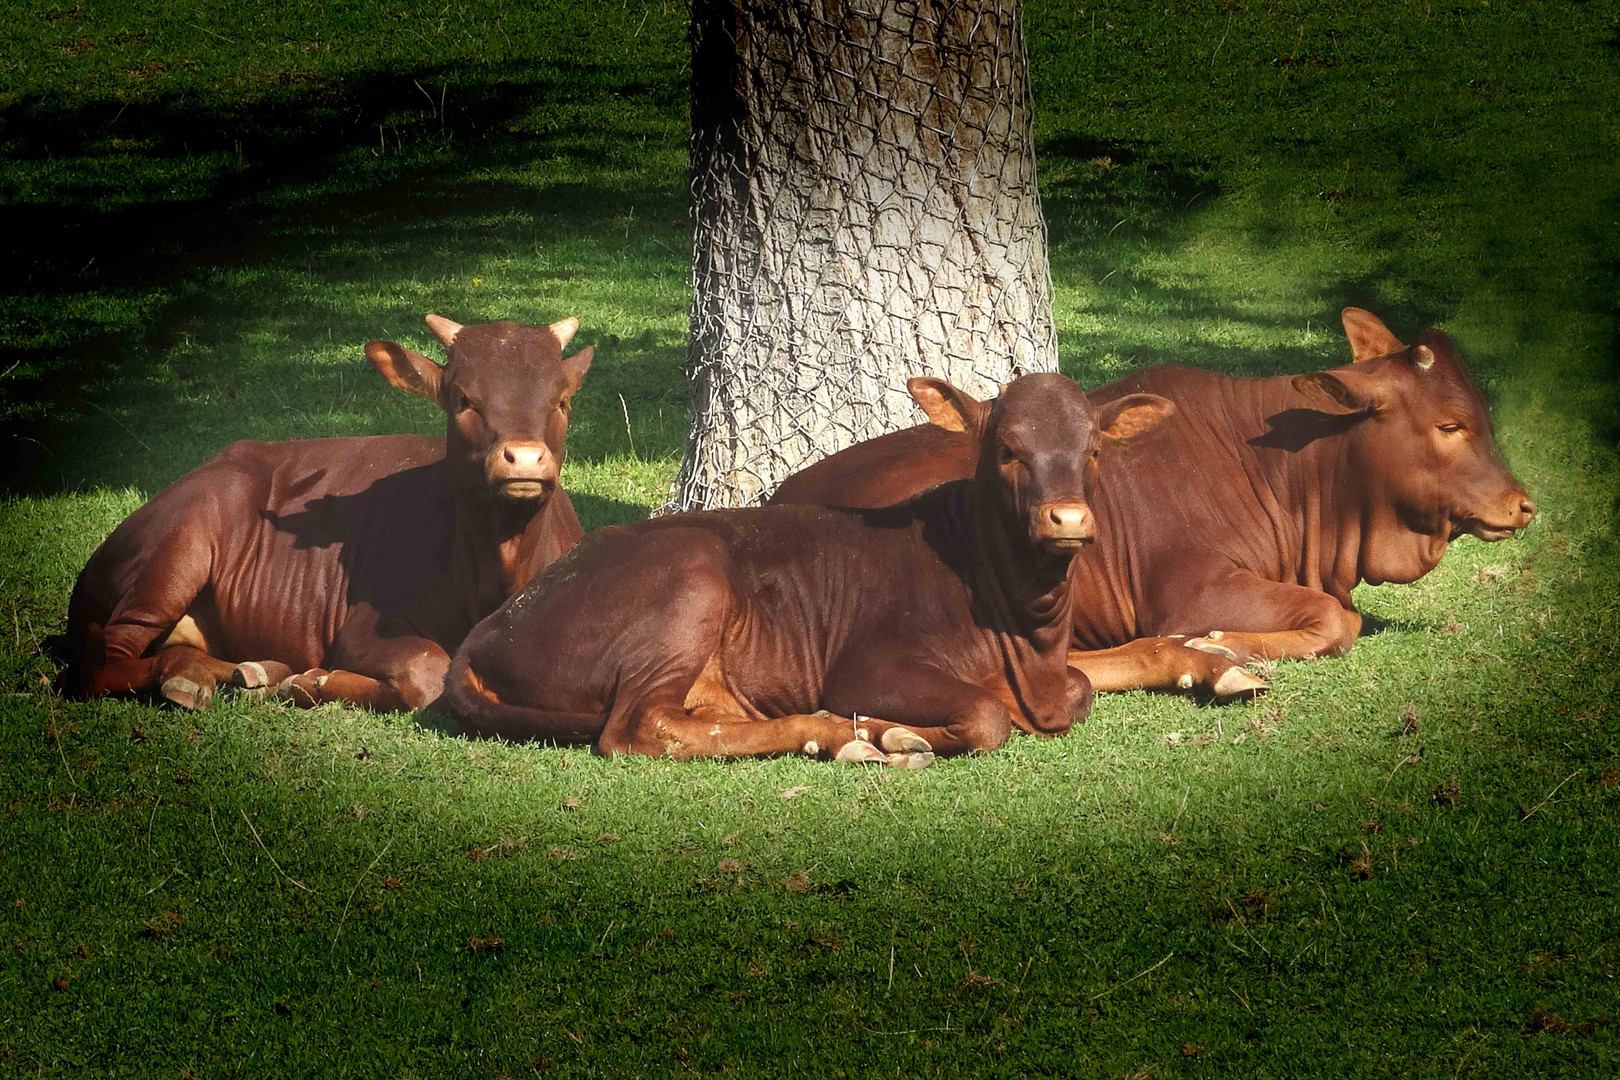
3;1;1618;1075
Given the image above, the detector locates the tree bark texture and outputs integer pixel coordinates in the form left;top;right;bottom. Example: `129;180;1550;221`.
670;0;1056;510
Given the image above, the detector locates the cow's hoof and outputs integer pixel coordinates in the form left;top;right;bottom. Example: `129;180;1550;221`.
232;661;271;690
834;739;888;764
1212;665;1268;701
1186;636;1240;661
161;676;212;711
231;660;294;689
277;671;329;708
885;751;935;770
879;727;932;754
229;661;291;701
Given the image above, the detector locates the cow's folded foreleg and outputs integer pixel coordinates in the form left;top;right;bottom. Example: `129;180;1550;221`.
280;628;455;712
273;660;447;713
84;642;238;710
1068;638;1267;700
1163;571;1363;664
228;660;295;699
820;660;1014;757
602;704;892;762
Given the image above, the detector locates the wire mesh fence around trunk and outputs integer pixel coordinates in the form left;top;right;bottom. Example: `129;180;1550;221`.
668;0;1056;511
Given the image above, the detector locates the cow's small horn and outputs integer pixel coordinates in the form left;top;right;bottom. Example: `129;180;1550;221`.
550;316;580;348
425;314;463;346
1413;344;1435;371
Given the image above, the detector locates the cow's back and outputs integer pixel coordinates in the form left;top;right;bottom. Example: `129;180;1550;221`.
769;423;979;509
470;498;985;717
1051;367;1281;641
770;364;1309;646
69;434;453;670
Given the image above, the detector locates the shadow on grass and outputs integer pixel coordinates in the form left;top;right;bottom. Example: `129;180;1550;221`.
1038;131;1464;387
8;93;1482;500
1358;611;1443;638
2;56;689;496
1041;136;1217;244
0;56;687;291
568;491;653;531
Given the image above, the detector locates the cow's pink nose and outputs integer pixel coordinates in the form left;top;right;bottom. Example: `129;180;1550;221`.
1039;502;1095;543
490;441;557;488
1050;505;1084;528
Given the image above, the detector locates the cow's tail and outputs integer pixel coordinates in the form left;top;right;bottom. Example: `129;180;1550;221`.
444;651;604;747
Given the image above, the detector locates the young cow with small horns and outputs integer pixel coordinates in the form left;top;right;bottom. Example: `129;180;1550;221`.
447;373;1174;764
62;313;593;712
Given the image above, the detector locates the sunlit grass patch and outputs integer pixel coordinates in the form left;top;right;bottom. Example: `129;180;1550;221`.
2;0;1618;1076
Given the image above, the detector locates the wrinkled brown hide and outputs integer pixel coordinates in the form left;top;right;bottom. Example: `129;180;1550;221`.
771;309;1534;698
446;374;1171;763
61;315;593;712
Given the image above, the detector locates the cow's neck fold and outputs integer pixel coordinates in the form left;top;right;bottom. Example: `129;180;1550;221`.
1292;418;1364;607
1351;481;1451;587
449;491;553;623
1241;378;1372;607
1272;397;1452;594
949;478;1077;735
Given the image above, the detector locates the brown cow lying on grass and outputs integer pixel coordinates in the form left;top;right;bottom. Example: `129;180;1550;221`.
61;314;592;712
446;374;1174;764
771;309;1535;699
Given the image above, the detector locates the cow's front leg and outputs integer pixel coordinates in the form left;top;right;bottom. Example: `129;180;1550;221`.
229;660;295;700
262;638;451;712
72;619;238;709
1163;570;1363;664
1068;638;1267;700
273;668;397;711
596;693;892;763
821;659;1014;759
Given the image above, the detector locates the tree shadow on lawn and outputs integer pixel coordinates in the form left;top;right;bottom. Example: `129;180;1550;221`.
1357;611;1443;638
2;57;689;497
1040;131;1458;389
568;490;653;531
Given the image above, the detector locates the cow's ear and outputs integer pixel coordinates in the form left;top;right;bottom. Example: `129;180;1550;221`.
908;377;990;437
1292;370;1375;415
1341;307;1404;363
560;346;593;396
366;340;444;402
1097;393;1176;441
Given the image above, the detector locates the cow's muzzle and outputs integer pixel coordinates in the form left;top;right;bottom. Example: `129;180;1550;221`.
1032;500;1096;552
488;441;559;500
1454;492;1535;542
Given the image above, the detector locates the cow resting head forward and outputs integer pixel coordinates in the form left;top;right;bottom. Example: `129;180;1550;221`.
1291;307;1535;584
908;372;1176;559
364;314;593;505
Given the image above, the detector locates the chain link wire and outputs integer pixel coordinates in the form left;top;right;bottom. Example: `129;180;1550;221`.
668;0;1056;511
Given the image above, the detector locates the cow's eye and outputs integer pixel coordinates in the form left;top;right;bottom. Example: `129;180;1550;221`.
998;445;1020;467
1437;421;1465;434
455;392;473;414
